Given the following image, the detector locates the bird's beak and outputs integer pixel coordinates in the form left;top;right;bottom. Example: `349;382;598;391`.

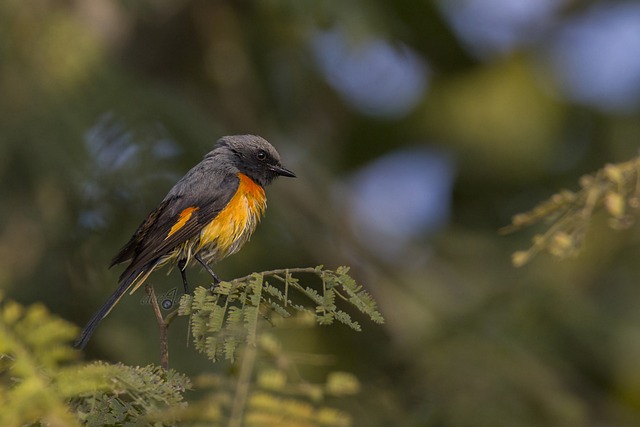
270;164;296;178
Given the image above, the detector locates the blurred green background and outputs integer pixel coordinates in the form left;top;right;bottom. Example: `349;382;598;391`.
3;0;640;425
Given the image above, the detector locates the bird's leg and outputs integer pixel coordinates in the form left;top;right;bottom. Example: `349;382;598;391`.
178;258;190;294
195;253;221;291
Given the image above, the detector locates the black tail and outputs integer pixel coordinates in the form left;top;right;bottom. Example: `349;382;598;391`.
73;268;145;349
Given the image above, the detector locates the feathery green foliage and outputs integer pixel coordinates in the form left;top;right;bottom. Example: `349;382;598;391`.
179;266;384;362
0;294;190;426
0;265;381;425
171;266;380;425
66;363;191;426
0;294;81;426
502;157;640;266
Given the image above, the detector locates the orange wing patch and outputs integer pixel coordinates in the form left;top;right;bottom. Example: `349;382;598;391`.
167;206;199;239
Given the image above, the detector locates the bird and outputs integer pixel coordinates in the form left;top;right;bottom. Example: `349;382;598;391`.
74;135;295;349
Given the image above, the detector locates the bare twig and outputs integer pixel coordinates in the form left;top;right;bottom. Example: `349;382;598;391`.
146;284;169;370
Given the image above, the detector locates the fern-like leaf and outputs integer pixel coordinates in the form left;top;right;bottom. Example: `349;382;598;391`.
180;266;384;363
64;362;191;426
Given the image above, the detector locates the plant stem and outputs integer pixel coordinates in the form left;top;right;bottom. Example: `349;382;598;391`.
146;284;169;370
231;267;319;284
228;342;258;427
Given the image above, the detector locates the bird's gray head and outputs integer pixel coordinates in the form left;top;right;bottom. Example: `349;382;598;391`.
212;135;295;187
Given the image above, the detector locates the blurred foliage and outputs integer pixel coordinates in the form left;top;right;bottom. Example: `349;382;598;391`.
3;0;640;426
503;157;640;266
0;295;189;426
0;295;80;426
179;332;361;427
0;280;369;426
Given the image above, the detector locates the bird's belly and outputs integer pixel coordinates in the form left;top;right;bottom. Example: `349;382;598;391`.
196;173;267;264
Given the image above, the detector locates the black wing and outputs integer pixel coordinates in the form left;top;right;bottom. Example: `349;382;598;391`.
112;172;240;281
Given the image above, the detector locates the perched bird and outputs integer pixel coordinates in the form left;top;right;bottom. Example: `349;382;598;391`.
74;135;295;349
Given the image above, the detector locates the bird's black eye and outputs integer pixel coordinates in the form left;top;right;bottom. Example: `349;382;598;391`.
256;150;267;161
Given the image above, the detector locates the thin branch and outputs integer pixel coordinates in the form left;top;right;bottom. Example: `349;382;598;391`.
228;342;258;427
230;267;319;284
146;284;169;370
270;273;323;304
332;288;351;303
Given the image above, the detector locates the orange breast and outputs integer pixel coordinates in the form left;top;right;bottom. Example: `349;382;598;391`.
196;173;267;262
